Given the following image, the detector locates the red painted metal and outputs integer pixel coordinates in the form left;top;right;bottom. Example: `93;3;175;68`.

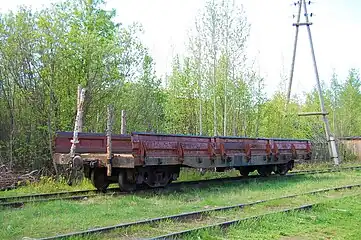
266;142;272;160
177;142;185;163
131;133;212;164
208;143;216;157
214;137;269;160
54;132;312;165
306;142;311;153
54;132;132;154
273;143;280;160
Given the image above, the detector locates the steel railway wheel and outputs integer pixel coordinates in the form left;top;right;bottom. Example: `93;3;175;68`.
257;165;273;177
137;166;179;188
239;167;251;177
275;163;289;175
91;168;109;193
118;169;136;192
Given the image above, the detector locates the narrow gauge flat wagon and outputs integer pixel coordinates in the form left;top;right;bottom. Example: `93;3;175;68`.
53;132;312;192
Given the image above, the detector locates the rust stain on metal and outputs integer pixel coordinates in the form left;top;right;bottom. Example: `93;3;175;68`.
266;142;272;160
208;143;216;157
273;143;279;160
245;144;252;161
177;142;184;163
139;141;146;165
291;144;297;158
220;143;226;158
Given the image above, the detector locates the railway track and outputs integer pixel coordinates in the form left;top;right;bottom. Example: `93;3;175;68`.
1;165;361;208
36;182;361;240
148;204;316;240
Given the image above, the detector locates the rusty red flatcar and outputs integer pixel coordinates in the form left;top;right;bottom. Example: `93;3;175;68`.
53;131;312;192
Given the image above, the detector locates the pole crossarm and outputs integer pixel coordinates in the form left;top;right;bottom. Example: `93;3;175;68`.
298;112;329;116
293;22;313;26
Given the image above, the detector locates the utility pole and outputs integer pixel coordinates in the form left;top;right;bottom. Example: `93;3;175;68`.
287;1;302;103
287;0;340;165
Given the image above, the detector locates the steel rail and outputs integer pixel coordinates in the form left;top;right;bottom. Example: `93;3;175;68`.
1;165;361;208
290;165;361;174
147;204;315;240
0;192;125;208
0;189;100;202
35;183;361;240
149;193;361;239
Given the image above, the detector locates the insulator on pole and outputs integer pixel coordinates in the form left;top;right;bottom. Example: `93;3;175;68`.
303;13;315;17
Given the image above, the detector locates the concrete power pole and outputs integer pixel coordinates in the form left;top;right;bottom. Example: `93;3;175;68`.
287;0;340;165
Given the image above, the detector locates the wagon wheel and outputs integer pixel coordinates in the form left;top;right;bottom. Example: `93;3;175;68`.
239;167;251;177
118;170;136;192
257;165;273;177
70;171;84;186
91;168;109;193
275;163;289;175
67;156;84;186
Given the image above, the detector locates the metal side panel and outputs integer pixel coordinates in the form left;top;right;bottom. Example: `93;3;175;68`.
54;131;132;154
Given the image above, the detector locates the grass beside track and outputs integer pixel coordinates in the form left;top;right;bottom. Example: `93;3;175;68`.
1;170;361;240
0;176;94;197
88;187;361;239
182;194;361;240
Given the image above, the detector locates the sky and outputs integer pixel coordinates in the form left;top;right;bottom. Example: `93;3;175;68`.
1;0;361;98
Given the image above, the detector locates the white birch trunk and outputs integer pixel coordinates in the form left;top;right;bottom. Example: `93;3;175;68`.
70;85;86;158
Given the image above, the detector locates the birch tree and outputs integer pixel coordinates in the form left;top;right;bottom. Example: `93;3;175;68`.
192;0;250;136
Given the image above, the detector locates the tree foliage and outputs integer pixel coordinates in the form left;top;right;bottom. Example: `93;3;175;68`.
0;0;359;171
0;0;163;170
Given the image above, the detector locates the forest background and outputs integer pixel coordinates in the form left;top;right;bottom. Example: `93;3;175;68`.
0;0;359;171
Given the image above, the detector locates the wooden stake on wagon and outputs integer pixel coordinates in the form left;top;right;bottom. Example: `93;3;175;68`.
121;110;126;134
70;85;86;158
77;85;84;132
106;105;114;177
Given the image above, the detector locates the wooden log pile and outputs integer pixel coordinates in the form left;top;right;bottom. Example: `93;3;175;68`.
0;165;38;190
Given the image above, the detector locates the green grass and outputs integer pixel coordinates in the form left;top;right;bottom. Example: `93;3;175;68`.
0;176;95;197
89;189;361;240
292;160;361;171
2;170;361;240
176;168;241;181
184;194;361;240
